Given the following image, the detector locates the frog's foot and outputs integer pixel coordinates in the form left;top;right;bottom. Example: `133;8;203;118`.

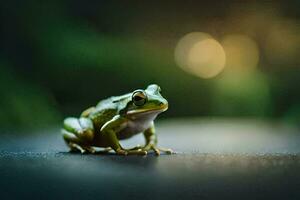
68;143;96;154
62;129;94;154
94;147;112;154
68;142;86;154
102;147;113;152
143;145;173;156
115;148;147;156
83;146;96;154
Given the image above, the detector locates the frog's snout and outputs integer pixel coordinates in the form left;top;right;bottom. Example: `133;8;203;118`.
160;102;168;106
160;101;168;111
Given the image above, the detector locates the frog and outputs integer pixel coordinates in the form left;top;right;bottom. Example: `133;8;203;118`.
61;84;173;156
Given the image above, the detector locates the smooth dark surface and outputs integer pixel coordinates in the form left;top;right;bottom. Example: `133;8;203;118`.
1;119;300;200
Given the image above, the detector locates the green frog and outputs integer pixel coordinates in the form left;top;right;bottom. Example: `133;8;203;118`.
61;84;172;156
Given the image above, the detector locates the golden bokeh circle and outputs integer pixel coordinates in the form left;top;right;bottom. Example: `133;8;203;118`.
175;32;226;79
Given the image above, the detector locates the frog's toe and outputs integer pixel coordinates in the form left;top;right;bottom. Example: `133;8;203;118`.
84;146;96;154
68;142;86;154
144;146;161;156
151;147;160;156
126;149;147;155
144;145;173;155
158;147;173;154
116;149;147;156
80;149;87;154
97;147;112;153
116;149;128;156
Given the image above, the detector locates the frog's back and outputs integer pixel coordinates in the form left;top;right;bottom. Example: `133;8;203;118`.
87;98;117;130
88;94;130;130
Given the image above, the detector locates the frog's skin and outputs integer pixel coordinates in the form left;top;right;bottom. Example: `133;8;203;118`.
61;84;172;156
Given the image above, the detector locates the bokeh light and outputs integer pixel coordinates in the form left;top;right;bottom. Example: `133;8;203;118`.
221;34;259;73
2;1;300;128
175;32;226;79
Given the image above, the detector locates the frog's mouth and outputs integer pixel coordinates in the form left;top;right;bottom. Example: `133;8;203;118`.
126;104;168;115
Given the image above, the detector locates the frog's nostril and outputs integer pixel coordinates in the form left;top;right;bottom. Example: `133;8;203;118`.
160;102;168;108
160;102;166;106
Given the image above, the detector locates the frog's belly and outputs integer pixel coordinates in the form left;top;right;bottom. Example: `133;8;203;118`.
117;115;156;140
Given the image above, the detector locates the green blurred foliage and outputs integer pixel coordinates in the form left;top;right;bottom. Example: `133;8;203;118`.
284;104;300;125
0;62;61;129
212;71;272;117
0;0;300;130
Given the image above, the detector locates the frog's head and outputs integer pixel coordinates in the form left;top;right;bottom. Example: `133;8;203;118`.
124;84;168;117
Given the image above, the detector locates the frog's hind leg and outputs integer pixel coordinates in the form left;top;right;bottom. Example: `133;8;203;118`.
61;129;85;153
62;117;96;154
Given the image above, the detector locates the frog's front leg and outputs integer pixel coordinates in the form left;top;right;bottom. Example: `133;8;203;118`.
101;116;147;155
142;123;173;155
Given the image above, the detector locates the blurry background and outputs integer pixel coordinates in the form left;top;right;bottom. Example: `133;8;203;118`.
1;0;300;130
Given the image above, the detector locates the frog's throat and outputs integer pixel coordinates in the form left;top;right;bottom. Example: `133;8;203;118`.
126;104;168;115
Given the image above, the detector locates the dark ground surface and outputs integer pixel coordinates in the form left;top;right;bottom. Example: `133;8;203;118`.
1;119;300;200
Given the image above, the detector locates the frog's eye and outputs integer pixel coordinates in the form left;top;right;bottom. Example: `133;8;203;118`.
132;90;147;106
